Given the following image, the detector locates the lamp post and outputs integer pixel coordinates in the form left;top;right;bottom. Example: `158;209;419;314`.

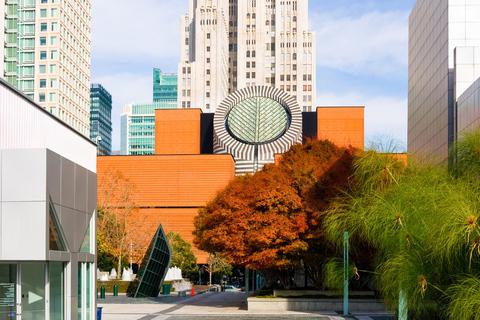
96;136;102;156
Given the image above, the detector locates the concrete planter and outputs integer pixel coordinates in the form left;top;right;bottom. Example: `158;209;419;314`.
247;297;388;312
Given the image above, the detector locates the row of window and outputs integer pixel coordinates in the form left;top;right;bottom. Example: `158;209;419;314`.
39;8;58;18
38;92;56;103
39;36;58;46
280;74;312;81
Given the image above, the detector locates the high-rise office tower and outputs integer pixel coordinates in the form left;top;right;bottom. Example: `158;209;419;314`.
90;83;112;155
1;0;92;136
178;0;316;113
153;68;178;104
408;0;480;160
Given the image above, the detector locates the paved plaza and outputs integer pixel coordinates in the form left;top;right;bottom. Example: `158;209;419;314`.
97;291;394;320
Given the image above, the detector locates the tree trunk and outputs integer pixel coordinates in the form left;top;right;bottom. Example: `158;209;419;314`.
118;253;122;279
209;270;212;285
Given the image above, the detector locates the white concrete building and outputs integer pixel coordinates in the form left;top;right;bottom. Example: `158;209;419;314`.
0;77;97;320
1;0;92;137
408;0;480;160
178;0;316;113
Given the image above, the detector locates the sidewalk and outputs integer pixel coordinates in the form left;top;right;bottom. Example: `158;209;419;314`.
97;291;394;320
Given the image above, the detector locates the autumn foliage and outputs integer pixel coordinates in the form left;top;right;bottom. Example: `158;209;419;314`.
193;139;356;287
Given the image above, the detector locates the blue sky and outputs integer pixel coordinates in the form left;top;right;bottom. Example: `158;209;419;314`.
90;0;417;151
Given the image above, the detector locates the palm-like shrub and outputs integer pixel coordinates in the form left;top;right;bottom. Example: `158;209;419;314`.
324;129;480;319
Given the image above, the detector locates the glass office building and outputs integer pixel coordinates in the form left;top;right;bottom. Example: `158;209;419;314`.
90;83;113;155
120;101;177;155
153;68;177;104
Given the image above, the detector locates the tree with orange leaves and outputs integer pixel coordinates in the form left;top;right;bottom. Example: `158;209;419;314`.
193;139;356;288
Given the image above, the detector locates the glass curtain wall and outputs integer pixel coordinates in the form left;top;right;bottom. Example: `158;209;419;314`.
0;264;16;319
49;262;64;320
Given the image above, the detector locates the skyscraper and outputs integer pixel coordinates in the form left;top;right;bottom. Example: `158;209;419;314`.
177;0;316;113
153;68;178;104
408;0;480;160
1;0;92;136
90;83;112;155
120;101;177;155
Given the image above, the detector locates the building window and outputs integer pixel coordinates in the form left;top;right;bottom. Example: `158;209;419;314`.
41;23;47;32
207;58;210;63
41;0;47;2
207;33;210;39
50;36;57;46
252;50;256;57
51;8;57;17
51;50;57;59
247;62;250;68
252;62;256;68
246;72;250;78
206;69;210;74
40;51;47;59
40;9;47;17
280;75;284;81
206;104;210;109
252;72;256;79
206;81;210;86
39;65;47;74
39;93;46;102
51;22;57;31
50;64;56;73
206;46;210;52
206;92;210;97
50;78;57;88
39;79;47;88
50;92;56;102
40;37;47;46
246;51;250;57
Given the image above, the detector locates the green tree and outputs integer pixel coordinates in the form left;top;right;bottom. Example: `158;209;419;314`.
324;131;480;319
166;232;198;277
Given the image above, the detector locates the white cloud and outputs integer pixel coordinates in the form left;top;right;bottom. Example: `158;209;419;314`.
317;92;407;150
311;10;409;77
91;0;188;62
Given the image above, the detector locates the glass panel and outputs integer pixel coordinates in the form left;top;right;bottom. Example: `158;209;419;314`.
0;264;16;319
79;224;90;253
49;202;67;251
86;264;91;320
77;263;82;320
49;262;64;320
21;263;45;320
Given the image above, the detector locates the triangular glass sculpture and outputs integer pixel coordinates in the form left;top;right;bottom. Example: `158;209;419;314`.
49;201;68;251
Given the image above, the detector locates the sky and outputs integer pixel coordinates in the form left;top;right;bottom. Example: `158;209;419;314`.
90;0;418;152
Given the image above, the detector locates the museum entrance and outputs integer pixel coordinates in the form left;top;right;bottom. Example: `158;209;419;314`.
0;262;64;320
